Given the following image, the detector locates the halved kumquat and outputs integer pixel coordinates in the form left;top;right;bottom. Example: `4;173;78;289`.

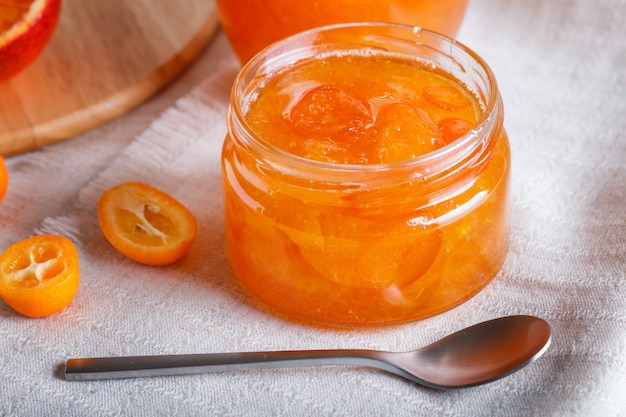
98;181;197;266
0;234;80;318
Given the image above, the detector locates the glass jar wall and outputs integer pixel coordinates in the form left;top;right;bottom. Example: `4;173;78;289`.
221;23;510;327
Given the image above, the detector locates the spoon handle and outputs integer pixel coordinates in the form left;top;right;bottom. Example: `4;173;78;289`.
64;349;386;381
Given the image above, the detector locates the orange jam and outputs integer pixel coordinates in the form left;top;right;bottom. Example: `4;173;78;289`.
216;0;469;62
222;23;510;326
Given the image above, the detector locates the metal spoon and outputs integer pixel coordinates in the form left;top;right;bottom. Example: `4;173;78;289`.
64;315;551;389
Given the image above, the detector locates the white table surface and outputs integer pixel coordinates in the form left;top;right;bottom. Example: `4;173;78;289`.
1;0;625;416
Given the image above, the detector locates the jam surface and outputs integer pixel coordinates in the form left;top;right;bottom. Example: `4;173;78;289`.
246;54;478;164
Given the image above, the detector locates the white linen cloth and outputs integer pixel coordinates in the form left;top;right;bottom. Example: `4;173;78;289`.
1;0;625;415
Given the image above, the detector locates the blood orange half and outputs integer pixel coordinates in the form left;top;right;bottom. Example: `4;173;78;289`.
0;0;61;81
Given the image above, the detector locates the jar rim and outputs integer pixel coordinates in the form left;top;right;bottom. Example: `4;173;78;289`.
228;21;502;177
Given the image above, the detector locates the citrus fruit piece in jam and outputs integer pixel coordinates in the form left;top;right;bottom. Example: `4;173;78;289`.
285;85;373;163
0;0;62;81
371;102;442;163
98;182;197;266
281;210;443;290
287;85;372;138
422;84;472;111
438;118;473;145
0;234;80;318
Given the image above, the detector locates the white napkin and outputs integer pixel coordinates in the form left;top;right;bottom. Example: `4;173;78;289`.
1;0;625;416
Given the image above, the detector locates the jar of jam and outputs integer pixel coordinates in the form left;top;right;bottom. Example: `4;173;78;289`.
221;23;510;327
216;0;469;62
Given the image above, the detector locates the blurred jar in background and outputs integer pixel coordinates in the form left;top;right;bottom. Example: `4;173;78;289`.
216;0;469;62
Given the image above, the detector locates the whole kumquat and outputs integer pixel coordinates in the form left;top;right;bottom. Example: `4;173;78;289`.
0;234;80;318
98;182;197;266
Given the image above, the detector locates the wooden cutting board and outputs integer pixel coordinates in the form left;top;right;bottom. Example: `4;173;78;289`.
0;0;220;156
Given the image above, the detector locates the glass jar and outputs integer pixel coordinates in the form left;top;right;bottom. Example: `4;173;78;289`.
221;23;510;327
216;0;469;62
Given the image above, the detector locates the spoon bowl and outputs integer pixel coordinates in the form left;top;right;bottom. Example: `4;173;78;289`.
64;315;551;389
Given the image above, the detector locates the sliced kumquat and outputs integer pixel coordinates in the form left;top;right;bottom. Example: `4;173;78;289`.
98;181;198;266
0;234;80;318
0;155;7;202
